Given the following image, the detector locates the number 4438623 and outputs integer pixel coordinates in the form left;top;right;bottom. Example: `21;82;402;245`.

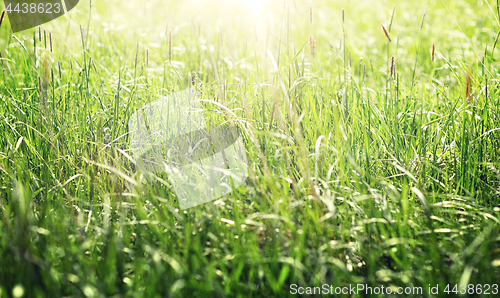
444;284;498;295
5;3;62;14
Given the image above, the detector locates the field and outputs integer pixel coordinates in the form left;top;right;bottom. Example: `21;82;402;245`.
1;0;500;297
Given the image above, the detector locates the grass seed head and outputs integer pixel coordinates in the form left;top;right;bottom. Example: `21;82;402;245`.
466;73;472;102
310;35;315;57
43;52;50;84
169;31;172;61
381;24;391;42
0;9;5;30
390;56;395;77
432;43;435;61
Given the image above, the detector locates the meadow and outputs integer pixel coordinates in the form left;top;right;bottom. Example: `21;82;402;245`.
1;0;500;297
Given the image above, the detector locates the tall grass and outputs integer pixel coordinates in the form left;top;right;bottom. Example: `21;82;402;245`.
0;0;499;297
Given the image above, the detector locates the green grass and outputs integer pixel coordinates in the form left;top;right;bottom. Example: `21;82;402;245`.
1;0;500;297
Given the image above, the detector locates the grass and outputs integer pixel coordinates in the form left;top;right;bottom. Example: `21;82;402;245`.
1;0;500;297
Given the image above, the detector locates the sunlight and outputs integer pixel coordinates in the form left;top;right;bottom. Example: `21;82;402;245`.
234;0;266;13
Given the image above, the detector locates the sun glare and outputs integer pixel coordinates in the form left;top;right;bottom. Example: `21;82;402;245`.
234;0;266;13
